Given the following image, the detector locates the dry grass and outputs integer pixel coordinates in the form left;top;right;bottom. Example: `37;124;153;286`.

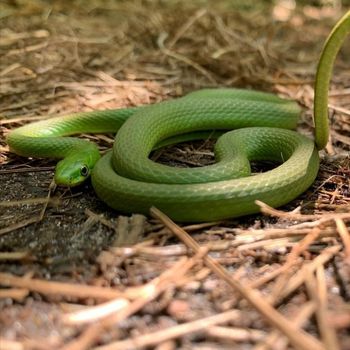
0;1;349;349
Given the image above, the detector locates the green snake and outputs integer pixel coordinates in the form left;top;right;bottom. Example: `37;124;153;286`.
6;11;350;222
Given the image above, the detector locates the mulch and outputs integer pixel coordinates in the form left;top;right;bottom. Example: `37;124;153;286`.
0;1;349;349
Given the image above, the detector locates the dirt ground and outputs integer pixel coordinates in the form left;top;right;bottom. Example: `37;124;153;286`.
0;1;350;349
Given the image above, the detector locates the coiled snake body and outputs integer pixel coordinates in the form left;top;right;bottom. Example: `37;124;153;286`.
7;11;350;222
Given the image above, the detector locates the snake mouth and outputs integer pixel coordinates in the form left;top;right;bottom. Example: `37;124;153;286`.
54;174;88;188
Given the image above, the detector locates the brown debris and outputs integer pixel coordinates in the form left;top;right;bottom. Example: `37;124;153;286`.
0;1;349;349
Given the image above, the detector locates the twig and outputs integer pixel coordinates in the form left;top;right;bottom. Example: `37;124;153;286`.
269;227;321;302
162;48;216;84
63;298;130;325
0;115;50;125
254;301;316;350
305;266;340;350
148;220;222;236
63;255;198;326
150;207;325;350
206;326;266;342
0;181;52;235
63;253;206;350
0;339;24;350
272;245;341;305
0;288;29;301
256;200;350;222
156;31;217;85
335;218;350;260
0;197;59;207
249;258;302;289
0;251;31;261
0;272;127;300
84;209;117;232
328;103;350;116
0;166;54;174
94;310;242;350
0;216;43;236
167;8;207;49
6;41;49;56
236;237;294;251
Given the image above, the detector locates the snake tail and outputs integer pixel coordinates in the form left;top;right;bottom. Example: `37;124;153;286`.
314;10;350;150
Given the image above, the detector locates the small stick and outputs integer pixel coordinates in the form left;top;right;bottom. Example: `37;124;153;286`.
64;253;205;350
256;200;350;222
94;310;242;350
335;218;350;260
167;8;207;49
0;180;53;235
0;251;31;261
0;272;126;300
0;338;24;350
150;207;325;350
269;226;321;302
272;245;341;305
0;197;59;207
0;166;54;174
249;258;302;289
206;326;266;342
0;288;29;301
305;266;340;350
254;301;316;350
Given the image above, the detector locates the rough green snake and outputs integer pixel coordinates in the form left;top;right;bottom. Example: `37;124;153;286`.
6;11;350;222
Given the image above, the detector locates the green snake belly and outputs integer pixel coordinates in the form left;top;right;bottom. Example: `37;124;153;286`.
93;90;319;221
7;89;319;222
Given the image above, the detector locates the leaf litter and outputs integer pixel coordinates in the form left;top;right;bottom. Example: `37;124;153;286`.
0;1;349;349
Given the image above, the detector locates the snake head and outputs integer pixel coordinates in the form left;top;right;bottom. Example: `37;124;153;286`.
54;150;100;187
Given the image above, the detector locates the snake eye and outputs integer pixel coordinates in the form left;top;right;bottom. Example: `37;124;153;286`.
80;165;89;177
